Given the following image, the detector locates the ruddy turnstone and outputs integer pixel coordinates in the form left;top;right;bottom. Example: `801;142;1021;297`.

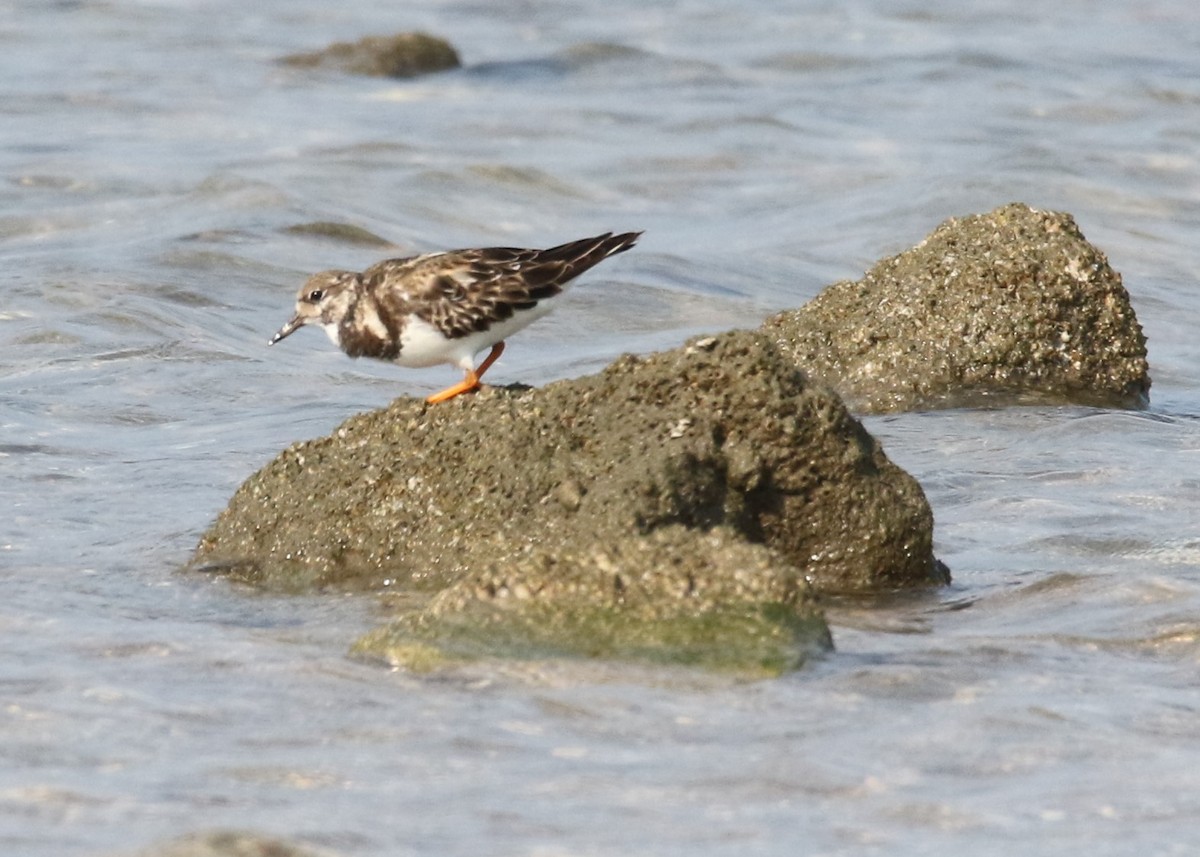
269;231;640;403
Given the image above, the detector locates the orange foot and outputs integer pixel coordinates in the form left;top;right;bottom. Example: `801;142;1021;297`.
425;341;506;404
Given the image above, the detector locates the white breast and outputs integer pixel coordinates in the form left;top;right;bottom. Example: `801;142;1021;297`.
396;303;556;371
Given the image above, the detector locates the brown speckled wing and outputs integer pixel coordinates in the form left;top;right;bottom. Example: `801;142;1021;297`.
362;232;640;340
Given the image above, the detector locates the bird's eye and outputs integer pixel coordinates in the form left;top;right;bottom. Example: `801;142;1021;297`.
307;289;324;302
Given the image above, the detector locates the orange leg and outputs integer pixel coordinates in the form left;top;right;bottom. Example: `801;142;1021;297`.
425;342;506;404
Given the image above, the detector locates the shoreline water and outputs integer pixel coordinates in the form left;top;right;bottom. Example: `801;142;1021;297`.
3;2;1200;854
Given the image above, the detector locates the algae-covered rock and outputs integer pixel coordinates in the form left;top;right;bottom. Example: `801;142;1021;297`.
193;330;945;673
355;526;832;676
764;203;1150;413
280;32;460;78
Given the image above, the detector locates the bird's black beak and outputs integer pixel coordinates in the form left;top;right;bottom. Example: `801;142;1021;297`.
268;315;304;346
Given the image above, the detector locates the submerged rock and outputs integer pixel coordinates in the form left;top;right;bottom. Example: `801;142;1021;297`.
282;221;396;248
118;830;338;857
193;331;945;674
356;526;832;676
764;203;1150;413
280;32;460;78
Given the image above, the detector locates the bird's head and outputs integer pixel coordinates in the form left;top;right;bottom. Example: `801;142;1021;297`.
269;270;362;345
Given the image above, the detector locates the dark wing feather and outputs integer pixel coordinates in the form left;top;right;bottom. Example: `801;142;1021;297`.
362;232;640;340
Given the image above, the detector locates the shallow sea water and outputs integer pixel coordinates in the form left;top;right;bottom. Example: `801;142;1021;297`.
3;1;1200;855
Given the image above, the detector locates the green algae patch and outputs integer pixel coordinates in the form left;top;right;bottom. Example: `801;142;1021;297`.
354;526;833;677
765;203;1150;414
357;602;828;678
359;640;457;675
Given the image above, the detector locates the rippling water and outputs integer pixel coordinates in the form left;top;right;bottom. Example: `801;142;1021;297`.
4;2;1200;855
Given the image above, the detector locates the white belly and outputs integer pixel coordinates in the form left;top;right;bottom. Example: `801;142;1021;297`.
395;303;555;370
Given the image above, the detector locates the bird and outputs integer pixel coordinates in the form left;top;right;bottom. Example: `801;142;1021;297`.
269;231;641;403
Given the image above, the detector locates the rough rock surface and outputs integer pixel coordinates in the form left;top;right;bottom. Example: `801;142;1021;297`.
192;331;945;673
763;203;1150;413
280;32;460;78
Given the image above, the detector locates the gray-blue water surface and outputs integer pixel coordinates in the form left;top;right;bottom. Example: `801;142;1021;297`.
3;1;1200;855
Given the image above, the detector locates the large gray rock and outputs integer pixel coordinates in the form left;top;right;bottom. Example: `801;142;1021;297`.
192;331;946;675
764;203;1150;413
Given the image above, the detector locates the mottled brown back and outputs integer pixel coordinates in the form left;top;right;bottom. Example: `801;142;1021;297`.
361;231;640;339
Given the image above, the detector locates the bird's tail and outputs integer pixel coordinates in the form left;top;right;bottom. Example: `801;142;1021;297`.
542;231;642;279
